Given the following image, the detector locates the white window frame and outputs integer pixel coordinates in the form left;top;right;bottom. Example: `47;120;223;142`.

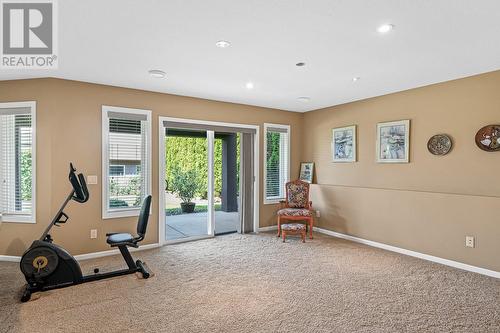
263;123;290;204
102;105;151;219
0;101;36;224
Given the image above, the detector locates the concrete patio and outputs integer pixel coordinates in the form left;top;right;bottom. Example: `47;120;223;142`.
166;211;239;240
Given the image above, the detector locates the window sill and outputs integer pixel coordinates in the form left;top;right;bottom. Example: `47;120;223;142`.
102;208;140;219
263;199;284;205
1;215;35;224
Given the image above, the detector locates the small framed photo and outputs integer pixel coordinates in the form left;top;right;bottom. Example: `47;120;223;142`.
376;120;410;163
299;162;314;183
332;125;357;162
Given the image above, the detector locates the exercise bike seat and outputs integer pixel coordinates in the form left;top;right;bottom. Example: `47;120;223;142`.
107;233;134;246
105;195;152;248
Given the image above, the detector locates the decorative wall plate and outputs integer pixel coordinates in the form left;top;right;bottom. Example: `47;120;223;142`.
427;134;452;155
475;125;500;152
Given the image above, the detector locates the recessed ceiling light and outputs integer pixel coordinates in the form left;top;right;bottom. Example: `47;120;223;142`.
296;62;306;67
377;23;394;34
215;40;231;48
352;77;361;82
148;69;166;79
297;97;311;102
246;82;254;89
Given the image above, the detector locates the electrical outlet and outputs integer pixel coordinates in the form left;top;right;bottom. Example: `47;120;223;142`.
87;175;98;185
316;210;321;218
465;236;474;248
90;229;98;239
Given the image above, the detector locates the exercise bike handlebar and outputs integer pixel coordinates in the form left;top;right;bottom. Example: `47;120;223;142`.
40;163;89;241
69;163;89;203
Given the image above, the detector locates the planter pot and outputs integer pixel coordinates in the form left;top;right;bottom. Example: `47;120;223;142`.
180;202;196;213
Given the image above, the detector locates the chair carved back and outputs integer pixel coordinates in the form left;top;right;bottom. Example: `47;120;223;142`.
285;180;310;209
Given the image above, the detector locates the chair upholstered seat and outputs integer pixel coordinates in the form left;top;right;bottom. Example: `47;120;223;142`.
277;208;313;217
281;223;306;231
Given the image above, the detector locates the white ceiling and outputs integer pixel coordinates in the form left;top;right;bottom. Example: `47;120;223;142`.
1;0;500;112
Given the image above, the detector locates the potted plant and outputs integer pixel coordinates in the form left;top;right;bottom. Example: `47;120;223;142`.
168;167;199;213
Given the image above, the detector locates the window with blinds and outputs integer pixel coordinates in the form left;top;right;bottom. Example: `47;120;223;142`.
102;107;151;218
0;104;35;223
264;124;290;202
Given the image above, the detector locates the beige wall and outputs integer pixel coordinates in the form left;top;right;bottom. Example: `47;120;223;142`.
303;70;500;272
0;78;303;256
2;71;500;273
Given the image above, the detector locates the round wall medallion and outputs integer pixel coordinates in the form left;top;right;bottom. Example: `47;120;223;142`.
427;134;452;155
475;125;500;152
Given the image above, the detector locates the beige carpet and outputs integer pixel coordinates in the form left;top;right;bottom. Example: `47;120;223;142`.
0;232;499;333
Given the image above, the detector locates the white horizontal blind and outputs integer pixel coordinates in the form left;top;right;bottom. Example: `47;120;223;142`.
107;115;148;211
0;110;33;219
265;126;289;201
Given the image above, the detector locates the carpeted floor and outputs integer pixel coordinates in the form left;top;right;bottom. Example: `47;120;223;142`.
0;232;499;333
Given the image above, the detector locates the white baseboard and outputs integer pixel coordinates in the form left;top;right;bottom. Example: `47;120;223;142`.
3;228;498;279
0;255;22;262
313;227;500;279
74;243;160;260
258;225;278;232
0;243;160;263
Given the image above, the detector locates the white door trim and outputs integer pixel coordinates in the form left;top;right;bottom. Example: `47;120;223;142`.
158;116;260;245
207;130;215;237
158;118;166;245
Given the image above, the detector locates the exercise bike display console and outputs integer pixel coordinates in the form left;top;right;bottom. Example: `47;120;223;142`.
20;163;152;302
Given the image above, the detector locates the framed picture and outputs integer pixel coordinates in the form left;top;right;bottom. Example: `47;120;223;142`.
299;162;314;183
332;125;357;162
376;120;410;163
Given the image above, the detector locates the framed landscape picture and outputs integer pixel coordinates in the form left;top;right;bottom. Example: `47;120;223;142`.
332;125;356;162
299;162;314;183
376;120;410;163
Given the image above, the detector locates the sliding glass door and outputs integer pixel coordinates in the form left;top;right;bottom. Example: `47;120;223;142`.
164;128;214;241
159;118;257;245
213;132;241;235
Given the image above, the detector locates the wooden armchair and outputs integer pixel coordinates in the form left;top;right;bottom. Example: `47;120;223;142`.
276;179;314;239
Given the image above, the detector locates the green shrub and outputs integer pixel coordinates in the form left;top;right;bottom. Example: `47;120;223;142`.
165;136;240;198
109;176;142;207
20;151;32;201
168;167;199;203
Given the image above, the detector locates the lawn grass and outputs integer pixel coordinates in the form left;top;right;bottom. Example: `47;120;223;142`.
166;204;221;216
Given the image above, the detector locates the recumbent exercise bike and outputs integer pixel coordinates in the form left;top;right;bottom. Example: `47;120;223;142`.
20;163;152;302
